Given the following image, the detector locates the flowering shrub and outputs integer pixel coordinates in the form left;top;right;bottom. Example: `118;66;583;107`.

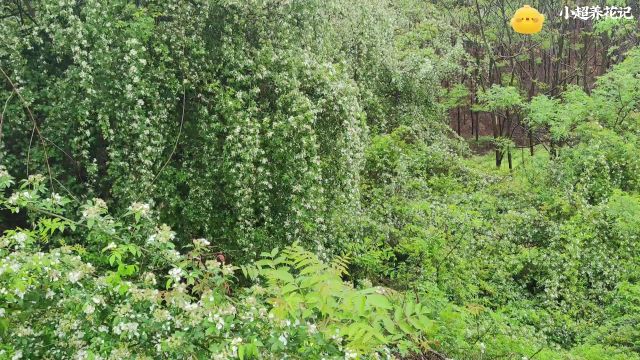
0;170;441;359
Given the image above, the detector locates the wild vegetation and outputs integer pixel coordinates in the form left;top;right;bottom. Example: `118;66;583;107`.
0;1;639;359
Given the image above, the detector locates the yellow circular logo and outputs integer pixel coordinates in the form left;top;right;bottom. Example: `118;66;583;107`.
510;5;545;34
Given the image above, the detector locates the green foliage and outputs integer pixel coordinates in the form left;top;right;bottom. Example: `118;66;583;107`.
1;1;640;359
475;85;523;113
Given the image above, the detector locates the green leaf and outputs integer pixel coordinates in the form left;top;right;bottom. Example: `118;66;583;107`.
367;294;392;310
382;316;398;334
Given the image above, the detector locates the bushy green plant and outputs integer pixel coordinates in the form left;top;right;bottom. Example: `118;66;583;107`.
0;170;443;359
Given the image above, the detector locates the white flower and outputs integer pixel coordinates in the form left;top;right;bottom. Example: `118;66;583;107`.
344;349;357;359
128;202;150;217
143;272;157;285
0;308;5;317
221;265;234;276
51;193;62;204
7;193;19;205
11;350;22;360
104;242;117;251
113;322;139;338
68;271;83;284
168;268;183;283
13;233;28;248
183;302;198;311
84;304;95;315
0;166;9;178
278;334;288;346
212;313;225;330
193;238;210;247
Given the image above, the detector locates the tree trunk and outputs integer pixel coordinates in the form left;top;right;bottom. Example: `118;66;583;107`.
456;107;461;136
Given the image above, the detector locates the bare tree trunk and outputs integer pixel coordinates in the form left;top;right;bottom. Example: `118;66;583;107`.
493;113;501;167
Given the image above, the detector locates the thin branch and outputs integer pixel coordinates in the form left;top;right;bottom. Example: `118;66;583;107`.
151;83;186;184
0;66;54;191
0;92;14;144
27;123;35;176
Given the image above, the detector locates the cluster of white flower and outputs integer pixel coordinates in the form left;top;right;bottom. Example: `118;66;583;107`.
50;193;63;205
128;202;151;218
168;268;184;283
27;174;45;184
7;192;19;205
211;313;225;330
278;333;288;346
0;166;10;179
112;322;140;339
344;348;358;359
221;264;235;276
193;238;210;247
12;232;28;249
67;270;84;284
82;198;107;219
230;337;243;357
143;272;157;286
84;304;95;315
